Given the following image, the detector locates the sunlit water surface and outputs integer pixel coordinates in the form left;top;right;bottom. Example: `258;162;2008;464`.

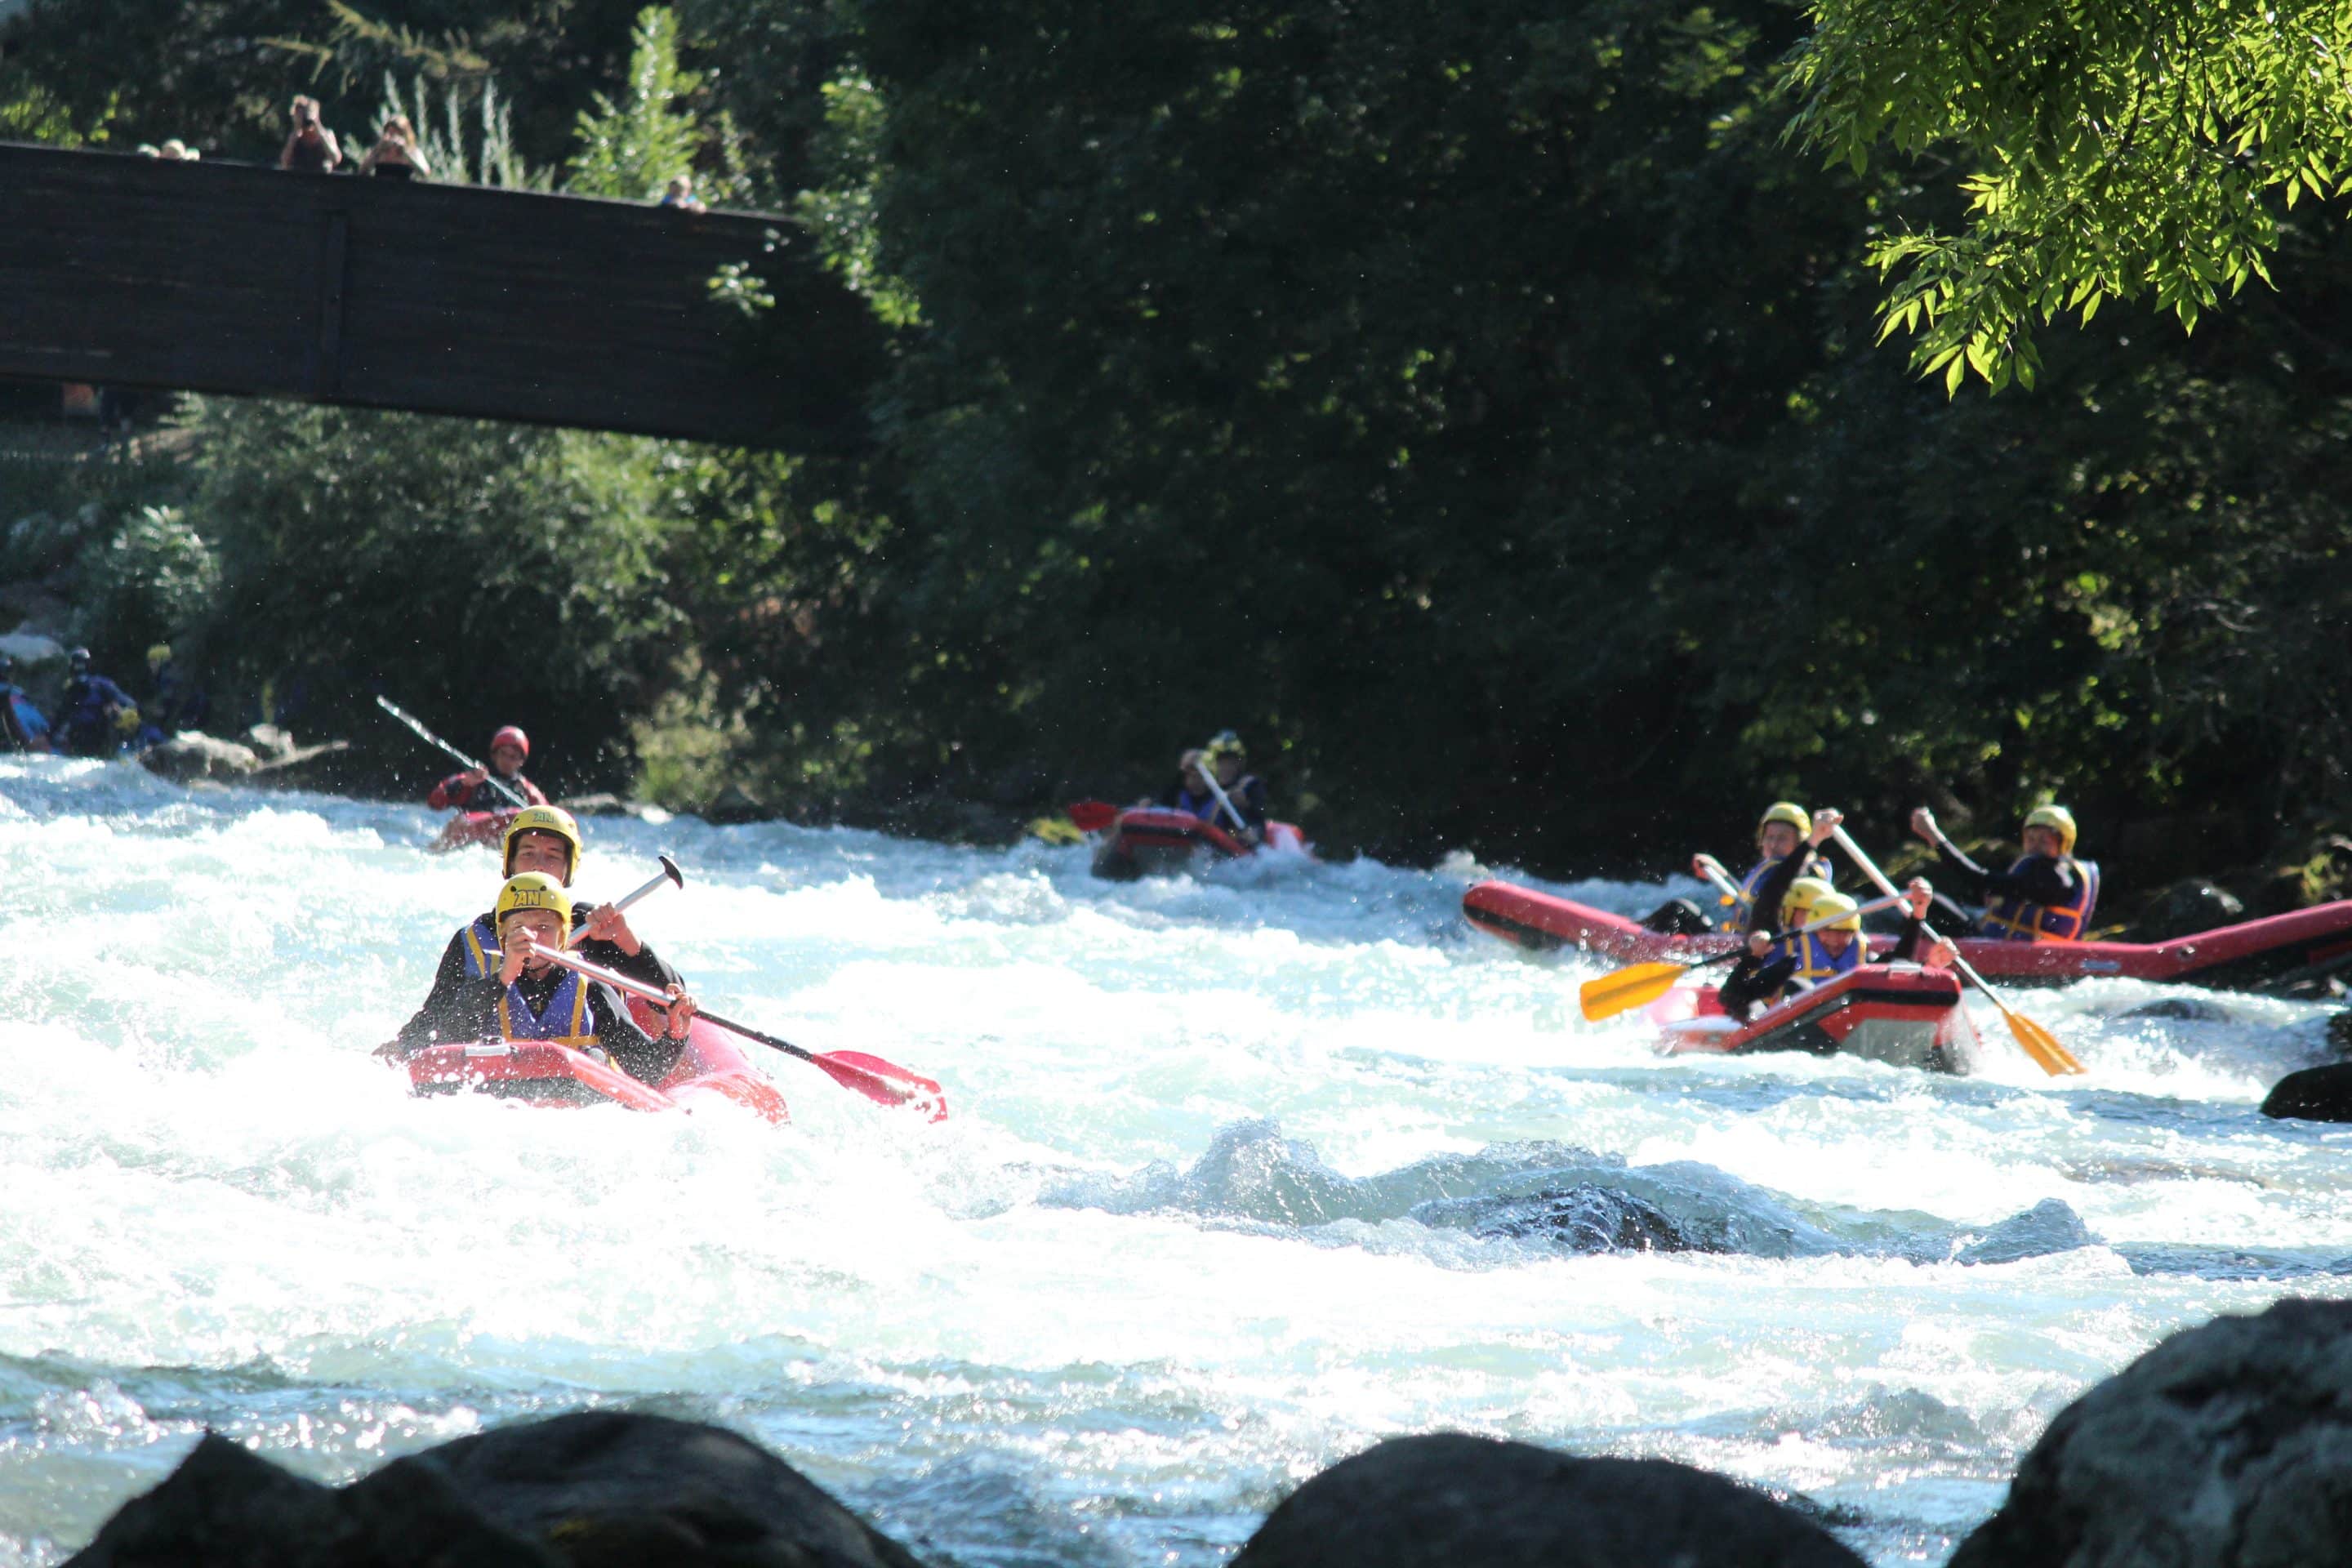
1;756;2347;1565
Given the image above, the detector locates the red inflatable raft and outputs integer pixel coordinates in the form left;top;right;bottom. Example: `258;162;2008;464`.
429;808;519;854
1463;879;2352;991
1089;807;1310;880
404;1000;789;1122
1649;964;1982;1076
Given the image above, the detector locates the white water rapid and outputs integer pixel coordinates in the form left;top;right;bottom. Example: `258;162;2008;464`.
2;755;2348;1564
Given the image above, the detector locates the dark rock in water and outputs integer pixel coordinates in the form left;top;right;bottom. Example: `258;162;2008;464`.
1948;1297;2352;1568
66;1411;929;1567
2115;996;2233;1023
1455;1183;1702;1254
2131;879;2245;942
138;732;260;782
2261;1062;2352;1123
1231;1432;1867;1568
703;782;768;825
1954;1198;2094;1265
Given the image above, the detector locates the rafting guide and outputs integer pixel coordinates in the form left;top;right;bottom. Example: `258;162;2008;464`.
1911;802;2099;942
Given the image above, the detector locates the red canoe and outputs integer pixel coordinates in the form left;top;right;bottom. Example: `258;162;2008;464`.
404;1000;789;1122
1648;964;1982;1076
1089;806;1311;880
1463;879;2352;991
428;808;519;854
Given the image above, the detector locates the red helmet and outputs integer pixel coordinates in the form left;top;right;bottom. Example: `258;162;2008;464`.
489;725;529;760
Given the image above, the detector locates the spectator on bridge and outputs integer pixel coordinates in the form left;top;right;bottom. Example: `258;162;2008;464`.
658;174;707;213
279;96;342;174
359;117;430;180
157;140;200;163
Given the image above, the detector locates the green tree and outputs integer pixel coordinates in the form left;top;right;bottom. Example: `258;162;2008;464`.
567;5;699;200
1786;0;2352;391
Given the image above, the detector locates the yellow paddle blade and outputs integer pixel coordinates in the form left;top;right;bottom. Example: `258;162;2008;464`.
1579;961;1692;1022
2000;1005;2086;1076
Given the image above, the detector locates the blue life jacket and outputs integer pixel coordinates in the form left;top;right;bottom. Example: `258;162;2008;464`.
1727;852;1832;935
1174;788;1219;822
1979;857;2100;942
60;674;134;749
460;915;502;980
2;687;47;746
497;969;596;1047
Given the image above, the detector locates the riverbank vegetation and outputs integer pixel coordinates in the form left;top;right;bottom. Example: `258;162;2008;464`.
2;0;2348;889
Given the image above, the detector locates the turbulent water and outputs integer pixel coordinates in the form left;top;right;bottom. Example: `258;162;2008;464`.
2;755;2349;1565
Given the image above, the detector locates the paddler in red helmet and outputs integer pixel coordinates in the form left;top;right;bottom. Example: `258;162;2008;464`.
427;724;549;810
1909;803;2099;942
1692;803;1842;936
389;805;684;1053
457;872;699;1085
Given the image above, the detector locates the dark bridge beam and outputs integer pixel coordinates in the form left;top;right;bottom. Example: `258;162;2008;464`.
0;140;883;448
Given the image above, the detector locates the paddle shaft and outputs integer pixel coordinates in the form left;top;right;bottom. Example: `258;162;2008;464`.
521;940;875;1080
376;696;530;810
1695;859;1744;906
1196;765;1254;839
1684;889;1908;972
561;854;684;951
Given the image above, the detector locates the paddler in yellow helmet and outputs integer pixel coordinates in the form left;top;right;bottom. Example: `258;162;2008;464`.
1909;802;2099;942
390;805;684;1053
1693;803;1842;936
1717;878;1955;1022
455;872;699;1085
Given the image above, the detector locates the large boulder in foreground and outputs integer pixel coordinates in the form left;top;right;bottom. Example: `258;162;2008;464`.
1230;1432;1864;1568
1949;1297;2352;1568
68;1410;927;1567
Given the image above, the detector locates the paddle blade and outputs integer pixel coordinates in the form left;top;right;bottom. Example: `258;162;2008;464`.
1579;961;1690;1022
2002;1009;2087;1076
814;1049;950;1121
1067;800;1120;832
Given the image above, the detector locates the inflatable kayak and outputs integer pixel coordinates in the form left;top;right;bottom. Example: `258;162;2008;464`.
430;808;519;854
1089;807;1310;880
1650;964;1982;1076
404;1000;789;1122
1463;880;2352;991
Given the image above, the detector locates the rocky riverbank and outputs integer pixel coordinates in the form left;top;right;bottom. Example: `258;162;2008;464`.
61;1298;2352;1567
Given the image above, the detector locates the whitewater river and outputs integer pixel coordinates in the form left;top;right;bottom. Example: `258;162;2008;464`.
1;756;2347;1564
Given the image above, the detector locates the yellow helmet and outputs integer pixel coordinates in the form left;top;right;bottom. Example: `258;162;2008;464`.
2023;804;2078;856
1783;875;1835;925
1757;801;1809;838
146;643;172;667
501;805;582;881
493;871;573;931
1806;891;1863;933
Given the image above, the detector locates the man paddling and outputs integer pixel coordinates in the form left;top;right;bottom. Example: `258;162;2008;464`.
56;648;140;757
391;806;683;1052
457;873;700;1085
1718;879;1954;1021
1695;804;1842;937
1196;730;1270;844
1909;804;2099;942
427;724;548;810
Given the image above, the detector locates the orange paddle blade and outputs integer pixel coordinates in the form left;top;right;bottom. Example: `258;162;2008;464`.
2000;1006;2086;1076
1579;961;1692;1022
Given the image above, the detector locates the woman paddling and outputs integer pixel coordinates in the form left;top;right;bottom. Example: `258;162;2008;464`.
1694;804;1842;937
1910;804;2099;942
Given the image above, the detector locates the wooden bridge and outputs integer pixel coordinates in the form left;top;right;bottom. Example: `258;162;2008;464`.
0;140;882;448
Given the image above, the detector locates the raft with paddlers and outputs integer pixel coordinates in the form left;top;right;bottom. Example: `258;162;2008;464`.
406;999;791;1120
1079;804;1310;880
1648;964;1983;1076
1463;880;2352;991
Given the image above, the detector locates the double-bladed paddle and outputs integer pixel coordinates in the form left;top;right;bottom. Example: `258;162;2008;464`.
519;940;950;1120
1579;892;1906;1022
1829;824;2085;1077
376;695;531;809
564;853;685;950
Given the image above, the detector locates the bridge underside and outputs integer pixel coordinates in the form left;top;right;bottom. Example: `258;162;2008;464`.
0;141;881;449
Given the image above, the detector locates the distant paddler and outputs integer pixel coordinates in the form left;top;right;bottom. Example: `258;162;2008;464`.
390;806;684;1054
1689;804;1842;937
428;724;548;811
455;872;700;1085
1909;803;2099;942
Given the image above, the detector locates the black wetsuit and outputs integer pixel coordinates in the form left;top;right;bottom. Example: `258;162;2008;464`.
1927;840;2085;912
394;902;681;1052
449;965;684;1086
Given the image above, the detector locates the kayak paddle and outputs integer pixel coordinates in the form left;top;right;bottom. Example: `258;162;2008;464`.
564;853;685;950
1067;800;1120;832
520;940;951;1120
1829;824;2086;1076
1579;892;1904;1022
376;695;531;809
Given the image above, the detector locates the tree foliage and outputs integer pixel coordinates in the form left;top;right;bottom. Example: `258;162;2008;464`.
1787;0;2352;391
